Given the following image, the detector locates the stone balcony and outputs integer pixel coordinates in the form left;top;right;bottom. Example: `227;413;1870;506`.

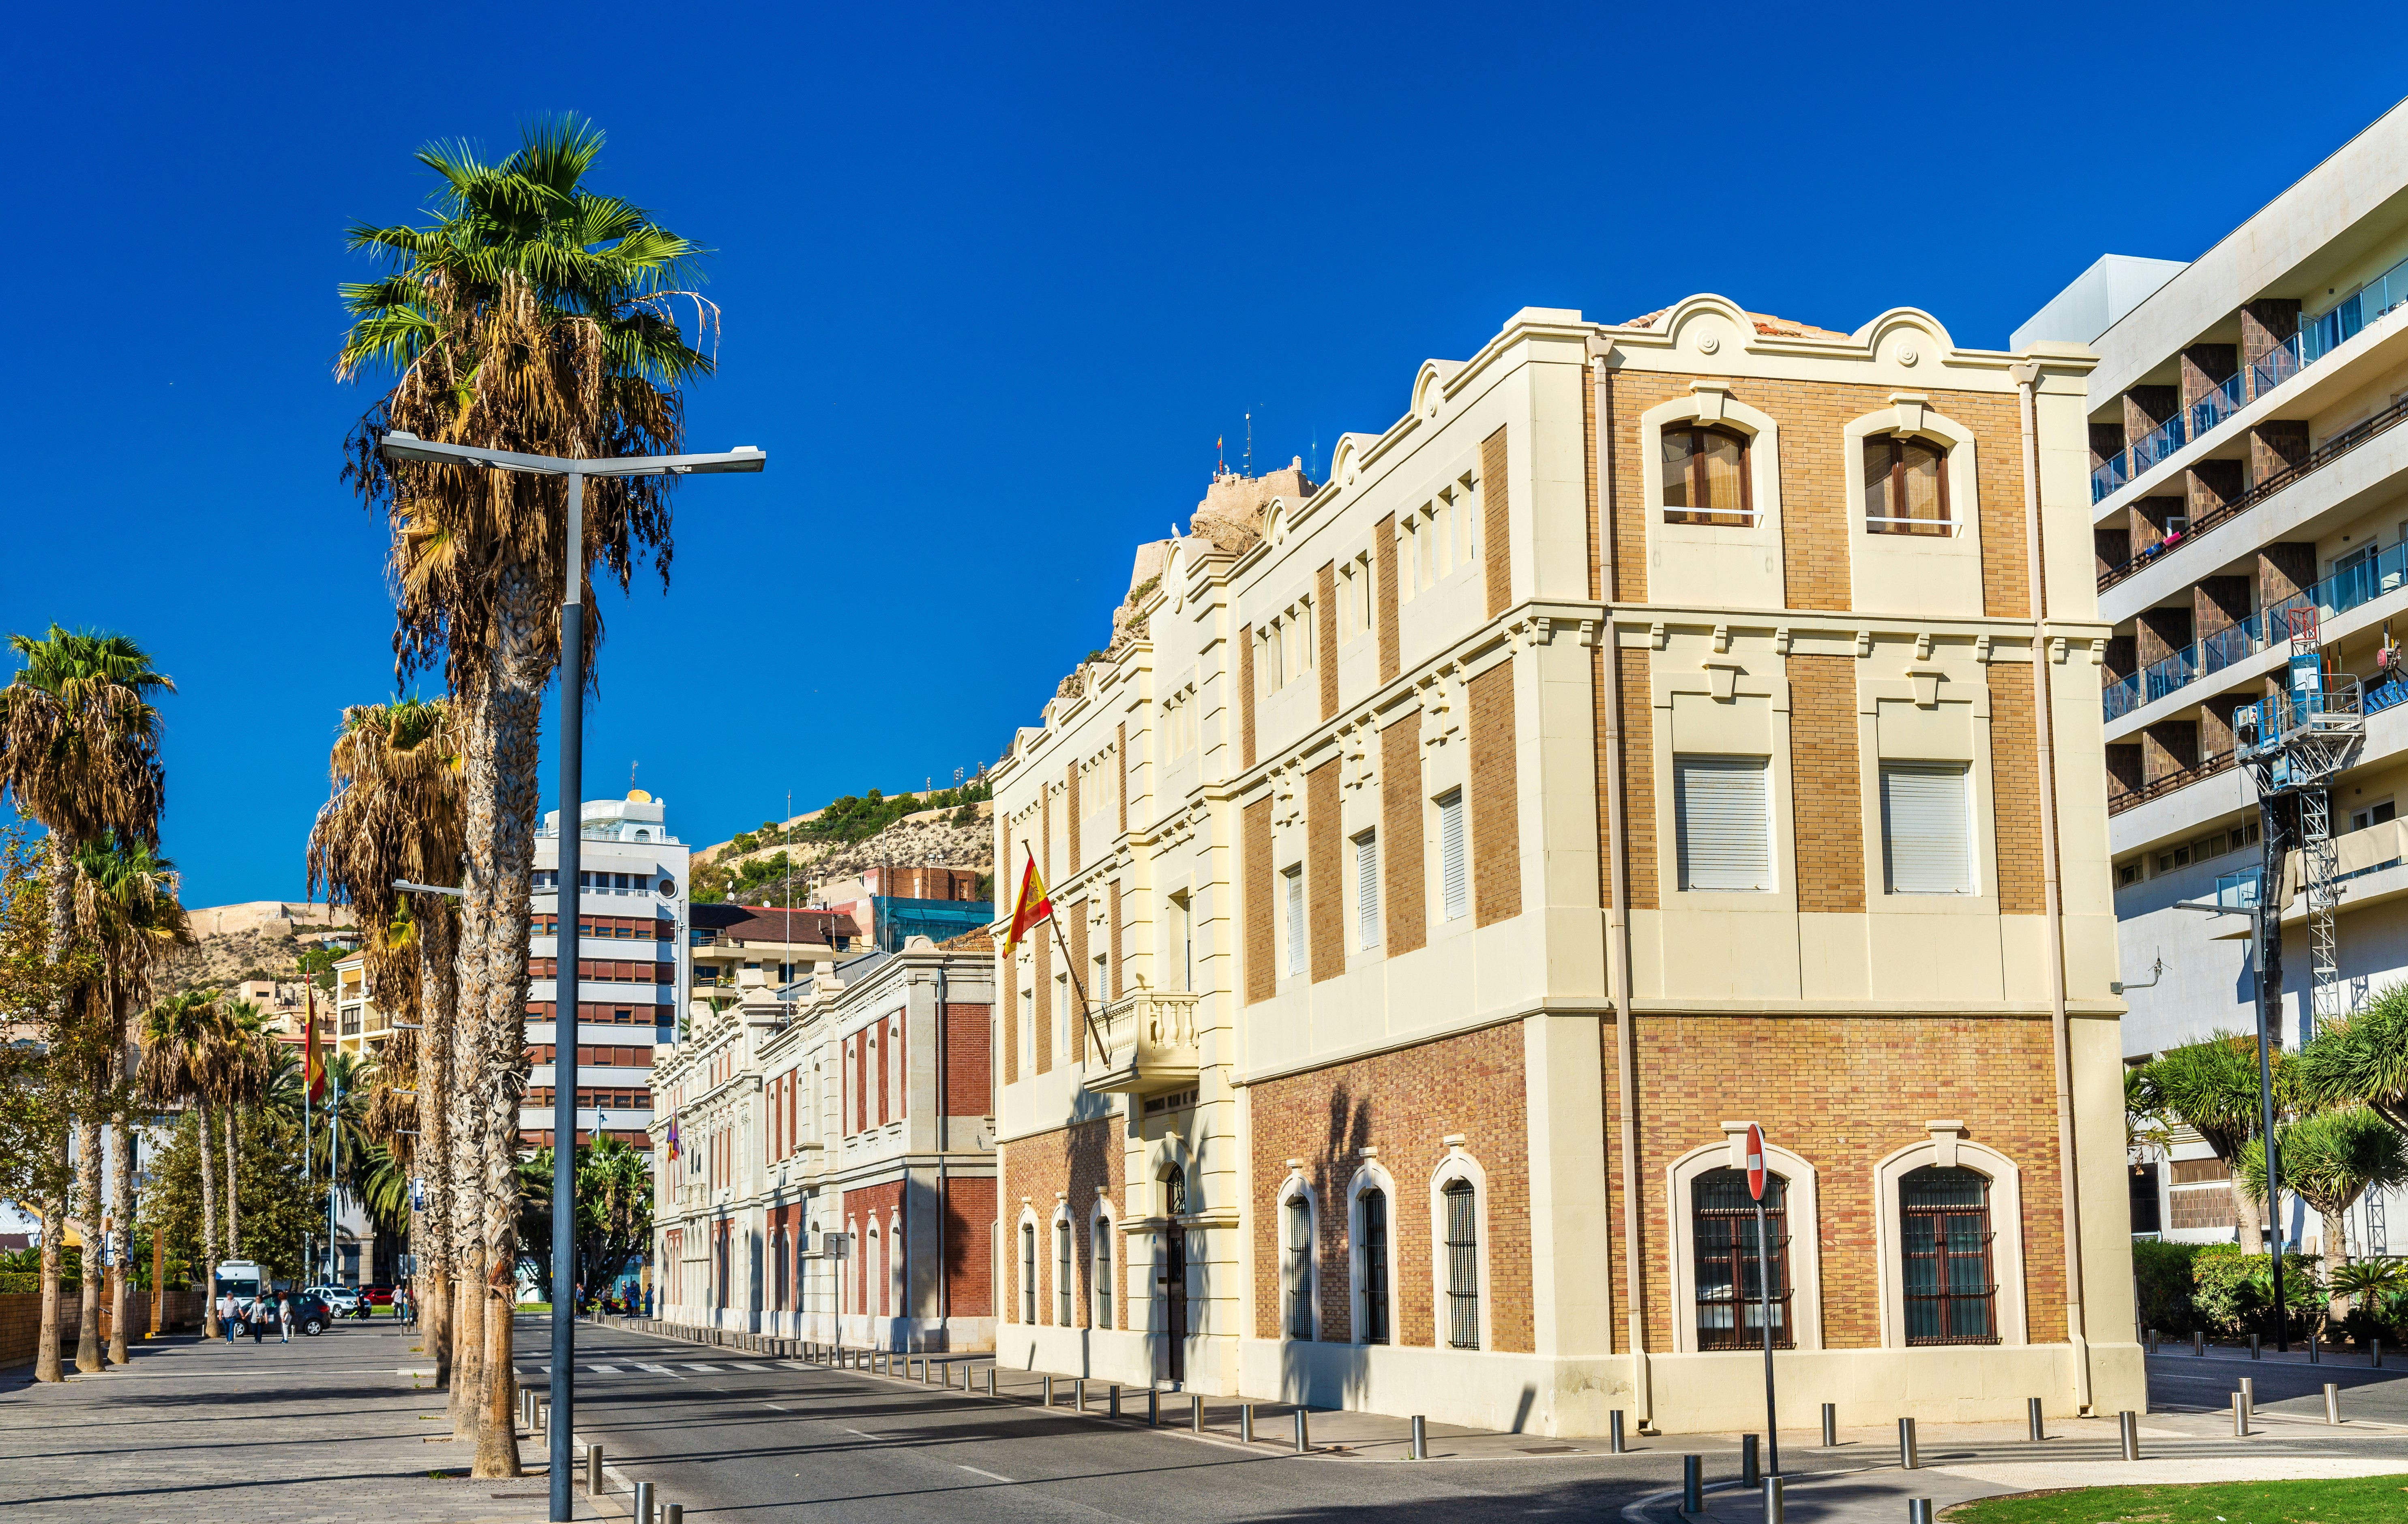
1083;989;1201;1097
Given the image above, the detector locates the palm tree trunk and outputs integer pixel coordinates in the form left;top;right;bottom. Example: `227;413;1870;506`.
2233;1169;2264;1254
223;1106;239;1260
36;1177;66;1383
109;1105;136;1364
197;1105;218;1339
2324;1207;2352;1323
72;1114;104;1372
420;912;456;1391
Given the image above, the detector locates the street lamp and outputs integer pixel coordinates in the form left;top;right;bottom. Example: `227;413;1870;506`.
377;429;765;1521
2173;892;2289;1349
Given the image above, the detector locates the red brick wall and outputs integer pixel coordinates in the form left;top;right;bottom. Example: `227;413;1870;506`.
946;999;992;1123
1239;623;1258;770
1317;562;1340;720
1621;1013;2066;1351
945;1175;995;1318
1482;425;1512;617
1603;646;1659;909
1246;1022;1534;1351
998;1118;1116;1327
1988;664;2048;916
1375;514;1400;683
1788;654;1866;913
1067;761;1081;875
1243;797;1275;1004
844;1179;906;1316
1381;709;1426;955
1068;897;1089;1064
1308;759;1344;982
1034;922;1052;1074
1469;660;1522;926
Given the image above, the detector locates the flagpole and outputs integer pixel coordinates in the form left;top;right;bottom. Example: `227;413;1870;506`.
1013;848;1109;1060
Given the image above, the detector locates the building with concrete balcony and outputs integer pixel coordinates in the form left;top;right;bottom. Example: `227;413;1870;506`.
648;934;996;1347
686;902;858;1011
523;789;693;1151
2019;99;2408;1253
987;298;2137;1438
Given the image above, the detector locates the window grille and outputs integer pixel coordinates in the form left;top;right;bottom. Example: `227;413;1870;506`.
1675;756;1773;891
1692;1168;1793;1350
1442;1179;1480;1348
1439;791;1467;920
1355;830;1380;948
1287;1195;1314;1339
1057;1220;1073;1325
1095;1218;1113;1328
1360;1188;1390;1345
1021;1222;1036;1324
1901;1166;1998;1345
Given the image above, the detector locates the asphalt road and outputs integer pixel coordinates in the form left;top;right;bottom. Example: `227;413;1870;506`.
2146;1346;2408;1424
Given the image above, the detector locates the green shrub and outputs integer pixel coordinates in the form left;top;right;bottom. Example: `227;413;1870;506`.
2132;1238;2205;1332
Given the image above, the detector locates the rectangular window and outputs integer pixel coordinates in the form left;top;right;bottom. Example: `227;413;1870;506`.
1057;1221;1073;1326
1674;756;1773;892
1169;892;1192;992
1692;1169;1793;1350
1021;1223;1036;1324
1094;1220;1113;1328
1881;763;1973;895
1284;865;1306;977
1438;790;1467;921
1360;1189;1389;1345
1286;1195;1314;1340
1354;830;1380;949
1442;1180;1480;1349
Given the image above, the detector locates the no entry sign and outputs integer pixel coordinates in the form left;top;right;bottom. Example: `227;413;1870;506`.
1745;1122;1767;1202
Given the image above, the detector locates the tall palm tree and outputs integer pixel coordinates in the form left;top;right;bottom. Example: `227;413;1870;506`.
2239;1108;2408;1320
67;836;185;1368
0;626;172;1383
139;990;223;1334
339;117;712;1479
2298;984;2408;1136
2143;1034;2289;1253
205;999;272;1261
307;697;467;1410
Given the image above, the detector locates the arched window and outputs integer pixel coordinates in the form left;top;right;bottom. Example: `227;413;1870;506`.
1057;1217;1074;1325
1441;1179;1480;1348
1864;434;1950;536
1359;1187;1390;1345
1692;1167;1792;1350
1161;1166;1188;1218
1020;1221;1037;1324
1284;1193;1314;1340
890;1213;905;1317
869;1225;883;1316
1662;425;1753;527
1093;1211;1115;1329
1901;1166;1998;1344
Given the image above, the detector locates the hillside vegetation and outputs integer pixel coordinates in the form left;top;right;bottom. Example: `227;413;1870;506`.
694;782;993;905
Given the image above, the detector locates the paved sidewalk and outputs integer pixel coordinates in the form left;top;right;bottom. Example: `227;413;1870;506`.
0;1315;592;1524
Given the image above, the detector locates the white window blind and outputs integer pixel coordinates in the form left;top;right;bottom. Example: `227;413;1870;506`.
1674;756;1773;892
1439;791;1467;920
1284;866;1306;975
1356;831;1381;948
1881;763;1973;895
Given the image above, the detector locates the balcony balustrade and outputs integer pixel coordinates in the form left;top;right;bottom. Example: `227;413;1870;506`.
1082;988;1201;1097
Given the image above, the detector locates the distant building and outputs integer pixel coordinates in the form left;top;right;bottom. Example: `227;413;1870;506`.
816;866;992;952
687;902;859;1012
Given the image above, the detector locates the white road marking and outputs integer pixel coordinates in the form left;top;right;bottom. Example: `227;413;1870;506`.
845;1428;882;1440
729;1362;770;1371
765;1403;790;1411
588;1364;622;1374
959;1466;1014;1483
684;1363;724;1372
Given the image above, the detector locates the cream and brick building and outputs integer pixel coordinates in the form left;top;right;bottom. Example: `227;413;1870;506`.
986;296;2141;1437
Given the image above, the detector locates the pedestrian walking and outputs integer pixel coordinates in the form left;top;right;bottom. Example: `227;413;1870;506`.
221;1292;237;1344
249;1298;268;1343
277;1294;294;1344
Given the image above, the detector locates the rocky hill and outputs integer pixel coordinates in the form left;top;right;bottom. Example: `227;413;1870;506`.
160;902;358;997
695;792;993;905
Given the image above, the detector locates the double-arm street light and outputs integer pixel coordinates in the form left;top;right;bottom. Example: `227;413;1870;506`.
377;430;765;1520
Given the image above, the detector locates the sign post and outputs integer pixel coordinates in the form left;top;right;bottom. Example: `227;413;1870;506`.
1745;1121;1780;1477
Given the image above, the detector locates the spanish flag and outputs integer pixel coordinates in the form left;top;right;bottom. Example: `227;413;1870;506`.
305;993;325;1105
1003;849;1054;956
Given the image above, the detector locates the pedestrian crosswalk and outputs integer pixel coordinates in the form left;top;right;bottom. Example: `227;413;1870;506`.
513;1356;804;1380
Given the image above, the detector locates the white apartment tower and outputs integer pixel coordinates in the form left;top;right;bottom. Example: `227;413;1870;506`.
2022;101;2408;1252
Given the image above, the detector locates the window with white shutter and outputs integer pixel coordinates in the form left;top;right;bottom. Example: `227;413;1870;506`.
1881;763;1973;895
1355;830;1380;948
1284;865;1306;976
1438;790;1467;920
1674;755;1773;892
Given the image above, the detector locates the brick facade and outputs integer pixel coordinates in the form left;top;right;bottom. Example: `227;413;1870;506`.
947;1001;992;1117
1987;664;2048;916
1609;646;1659;909
1374;513;1400;682
841;1179;905;1316
1787;653;1866;912
1468;660;1522;926
1482;425;1512;617
1317;562;1340;720
944;1175;996;1318
999;1118;1117;1329
1623;1012;2067;1351
1242;797;1275;1004
1247;1022;1534;1352
1381;709;1426;955
1308;759;1344;982
1239;623;1257;770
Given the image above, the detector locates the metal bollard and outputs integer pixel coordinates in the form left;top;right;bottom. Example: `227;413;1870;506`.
2240;1376;2254;1424
2310;1337;2322;1365
1409;1413;1424;1460
1294;1407;1311;1453
664;1507;683;1524
1763;1476;1784;1524
2326;1381;2341;1425
1683;1455;1704;1513
1192;1393;1205;1434
1908;1500;1934;1524
2119;1410;2139;1461
2233;1392;2248;1437
1110;1384;1121;1419
635;1480;656;1524
585;1443;603;1497
2027;1396;2044;1442
1147;1388;1159;1426
1074;1378;1086;1413
538;1401;549;1434
1044;1375;1054;1407
1742;1434;1760;1488
2375;1336;2385;1369
1244;1404;1257;1444
1610;1409;1626;1454
1821;1402;1837;1449
986;1366;997;1398
1898;1417;1919;1470
2249;1333;2262;1360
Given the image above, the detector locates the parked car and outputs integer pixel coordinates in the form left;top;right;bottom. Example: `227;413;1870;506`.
359;1284;394;1308
310;1284;361;1314
230;1292;331;1338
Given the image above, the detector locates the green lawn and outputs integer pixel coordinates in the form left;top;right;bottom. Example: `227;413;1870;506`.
1950;1477;2408;1524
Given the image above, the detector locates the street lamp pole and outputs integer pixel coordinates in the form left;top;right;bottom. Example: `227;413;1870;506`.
376;431;763;1521
2174;894;2288;1349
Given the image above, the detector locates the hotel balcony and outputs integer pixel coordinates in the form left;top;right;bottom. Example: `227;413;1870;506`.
1082;989;1201;1097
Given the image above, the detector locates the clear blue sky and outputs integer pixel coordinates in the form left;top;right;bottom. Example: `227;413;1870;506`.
2;3;2398;907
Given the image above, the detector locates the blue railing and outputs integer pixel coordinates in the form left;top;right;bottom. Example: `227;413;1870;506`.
2085;253;2408;504
2103;541;2408;722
